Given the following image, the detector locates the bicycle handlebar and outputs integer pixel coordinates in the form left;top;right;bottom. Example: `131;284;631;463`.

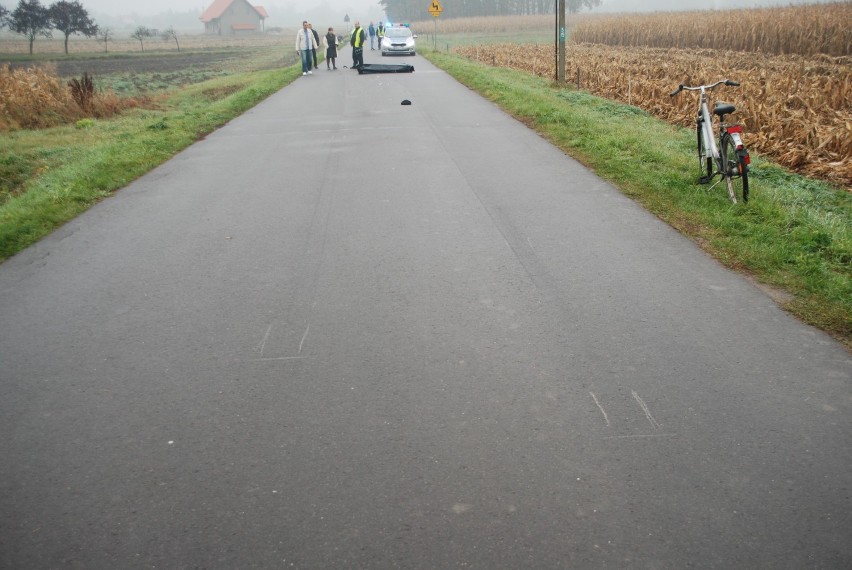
669;79;740;97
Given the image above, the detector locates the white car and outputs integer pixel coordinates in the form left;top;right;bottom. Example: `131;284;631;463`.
381;26;416;56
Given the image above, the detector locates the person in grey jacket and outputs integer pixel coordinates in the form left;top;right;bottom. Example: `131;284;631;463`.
295;21;318;75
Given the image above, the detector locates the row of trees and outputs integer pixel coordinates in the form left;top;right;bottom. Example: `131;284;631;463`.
1;0;96;54
131;26;181;52
378;0;602;21
0;0;182;54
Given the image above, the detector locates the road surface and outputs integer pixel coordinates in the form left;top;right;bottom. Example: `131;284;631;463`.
1;47;850;568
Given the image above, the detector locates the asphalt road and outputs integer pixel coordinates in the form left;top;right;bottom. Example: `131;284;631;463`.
1;47;850;569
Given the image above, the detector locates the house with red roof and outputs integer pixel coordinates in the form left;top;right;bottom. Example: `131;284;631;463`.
200;0;268;35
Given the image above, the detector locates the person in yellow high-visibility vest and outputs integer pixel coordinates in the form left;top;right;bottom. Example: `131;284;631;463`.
350;20;366;69
376;22;385;53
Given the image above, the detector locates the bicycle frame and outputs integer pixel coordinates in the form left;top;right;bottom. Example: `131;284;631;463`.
697;87;719;177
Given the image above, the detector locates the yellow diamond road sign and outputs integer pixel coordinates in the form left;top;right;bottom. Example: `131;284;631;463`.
428;0;443;17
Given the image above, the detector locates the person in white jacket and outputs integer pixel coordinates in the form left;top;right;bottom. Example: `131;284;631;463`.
295;21;318;75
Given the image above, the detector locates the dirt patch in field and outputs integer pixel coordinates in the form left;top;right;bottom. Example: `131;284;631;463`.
202;84;245;100
50;52;244;78
0;50;296;97
3;50;292;79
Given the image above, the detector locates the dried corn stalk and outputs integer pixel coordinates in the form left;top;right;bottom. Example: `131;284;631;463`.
571;3;852;58
456;43;852;187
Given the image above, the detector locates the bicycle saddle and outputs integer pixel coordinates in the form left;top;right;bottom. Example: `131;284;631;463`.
714;102;737;117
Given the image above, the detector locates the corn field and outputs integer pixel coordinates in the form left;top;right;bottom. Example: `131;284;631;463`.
571;3;852;58
455;43;851;187
410;15;554;34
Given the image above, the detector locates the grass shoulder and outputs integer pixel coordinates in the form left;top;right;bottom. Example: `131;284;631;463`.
0;62;301;261
423;49;851;348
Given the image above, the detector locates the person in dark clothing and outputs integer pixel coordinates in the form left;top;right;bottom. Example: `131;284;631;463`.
325;27;337;70
350;21;366;69
309;24;320;70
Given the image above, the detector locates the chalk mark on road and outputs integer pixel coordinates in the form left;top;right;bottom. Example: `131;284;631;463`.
256;324;273;356
299;324;310;354
250;323;311;361
632;390;662;430
589;392;610;427
603;434;677;440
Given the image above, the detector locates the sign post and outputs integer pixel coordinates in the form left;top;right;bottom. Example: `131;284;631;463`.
428;0;442;50
556;0;566;83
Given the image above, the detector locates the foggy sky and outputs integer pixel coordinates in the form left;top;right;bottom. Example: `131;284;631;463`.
6;0;386;18
597;0;839;10
0;0;837;17
0;0;838;28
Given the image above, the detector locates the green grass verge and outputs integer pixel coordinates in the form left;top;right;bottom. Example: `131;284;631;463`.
423;50;851;348
0;62;301;261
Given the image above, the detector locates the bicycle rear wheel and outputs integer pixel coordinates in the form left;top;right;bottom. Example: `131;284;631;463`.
721;134;749;203
697;125;713;184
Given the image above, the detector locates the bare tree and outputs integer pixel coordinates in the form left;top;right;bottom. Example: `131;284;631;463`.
161;26;180;51
97;26;112;52
49;0;98;54
9;0;52;55
567;0;601;13
131;25;152;52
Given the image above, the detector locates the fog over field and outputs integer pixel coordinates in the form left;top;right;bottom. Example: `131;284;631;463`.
4;0;839;17
0;0;841;30
597;0;840;11
36;0;360;16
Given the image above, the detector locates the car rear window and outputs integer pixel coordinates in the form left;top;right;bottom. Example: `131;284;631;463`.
387;28;412;38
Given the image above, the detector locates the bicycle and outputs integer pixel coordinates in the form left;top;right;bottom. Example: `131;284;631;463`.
670;80;751;203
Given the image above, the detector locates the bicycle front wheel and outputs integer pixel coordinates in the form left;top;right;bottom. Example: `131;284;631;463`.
721;134;749;203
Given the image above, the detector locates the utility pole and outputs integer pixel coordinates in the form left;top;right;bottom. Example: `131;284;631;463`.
556;0;566;83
